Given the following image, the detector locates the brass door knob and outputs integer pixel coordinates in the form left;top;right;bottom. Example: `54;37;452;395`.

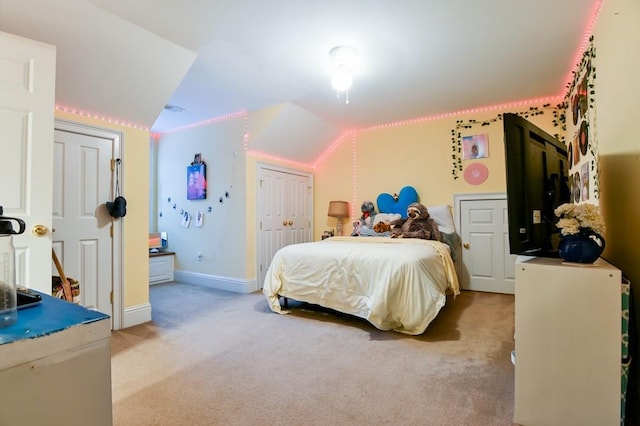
288;220;293;226
32;224;48;236
282;220;288;226
463;242;470;249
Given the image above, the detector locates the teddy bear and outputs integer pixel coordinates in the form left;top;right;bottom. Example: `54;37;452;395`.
390;202;442;241
373;221;391;233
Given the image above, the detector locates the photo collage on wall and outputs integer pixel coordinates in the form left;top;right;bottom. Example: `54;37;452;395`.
567;55;595;202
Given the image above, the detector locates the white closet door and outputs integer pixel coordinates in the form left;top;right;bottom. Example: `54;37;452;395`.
258;166;312;289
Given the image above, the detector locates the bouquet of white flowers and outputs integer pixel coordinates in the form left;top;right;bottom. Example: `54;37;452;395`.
554;203;606;236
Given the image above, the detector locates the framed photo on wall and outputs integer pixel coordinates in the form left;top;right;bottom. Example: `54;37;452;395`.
187;163;206;200
462;134;489;160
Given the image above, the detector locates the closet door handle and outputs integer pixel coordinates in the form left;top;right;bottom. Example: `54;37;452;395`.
463;242;470;249
288;221;293;226
282;220;288;226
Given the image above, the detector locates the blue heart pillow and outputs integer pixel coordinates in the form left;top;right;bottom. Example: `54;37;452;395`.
376;186;418;218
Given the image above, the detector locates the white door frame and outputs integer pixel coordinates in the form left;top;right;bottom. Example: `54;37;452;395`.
54;119;123;330
256;162;313;289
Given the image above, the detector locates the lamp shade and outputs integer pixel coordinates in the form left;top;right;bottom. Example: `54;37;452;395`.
327;201;349;218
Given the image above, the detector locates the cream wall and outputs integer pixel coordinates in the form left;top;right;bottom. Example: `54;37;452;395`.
313;105;559;239
155;116;248;281
244;106;314;279
591;0;640;419
55;110;150;308
593;0;640;280
153;108;315;285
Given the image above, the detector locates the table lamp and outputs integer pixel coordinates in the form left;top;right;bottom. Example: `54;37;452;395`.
327;201;349;236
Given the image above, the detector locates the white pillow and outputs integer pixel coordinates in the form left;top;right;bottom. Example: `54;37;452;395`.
373;213;401;225
427;205;455;234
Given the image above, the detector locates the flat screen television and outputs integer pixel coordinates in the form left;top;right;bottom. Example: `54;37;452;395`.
503;113;570;257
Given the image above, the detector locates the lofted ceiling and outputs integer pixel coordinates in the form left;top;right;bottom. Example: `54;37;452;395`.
1;0;600;161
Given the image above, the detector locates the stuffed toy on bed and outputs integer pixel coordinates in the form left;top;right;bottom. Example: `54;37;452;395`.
390;202;442;241
351;201;377;236
373;222;391;233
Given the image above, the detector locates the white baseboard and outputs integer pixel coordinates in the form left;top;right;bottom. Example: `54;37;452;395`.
123;303;152;328
174;270;258;293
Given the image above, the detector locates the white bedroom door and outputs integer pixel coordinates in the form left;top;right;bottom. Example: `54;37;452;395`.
456;194;516;294
52;124;116;318
0;31;56;292
257;165;312;289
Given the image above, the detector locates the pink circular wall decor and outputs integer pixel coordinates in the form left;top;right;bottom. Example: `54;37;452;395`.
464;163;489;185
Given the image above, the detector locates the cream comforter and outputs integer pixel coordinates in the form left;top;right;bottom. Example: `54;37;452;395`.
263;236;460;335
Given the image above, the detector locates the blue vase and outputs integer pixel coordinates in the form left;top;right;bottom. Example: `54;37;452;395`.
558;231;605;263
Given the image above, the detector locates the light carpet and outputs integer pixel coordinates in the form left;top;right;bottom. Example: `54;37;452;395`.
111;282;515;426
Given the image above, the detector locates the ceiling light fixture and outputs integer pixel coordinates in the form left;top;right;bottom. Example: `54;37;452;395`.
329;45;357;104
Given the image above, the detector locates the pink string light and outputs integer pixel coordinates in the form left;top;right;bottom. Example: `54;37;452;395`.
351;133;358;219
55;104;150;131
313;94;563;169
242;114;249;151
60;0;602;172
562;0;603;95
156;111;248;136
246;150;314;170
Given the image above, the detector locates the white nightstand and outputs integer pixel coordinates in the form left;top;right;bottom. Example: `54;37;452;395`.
149;251;175;284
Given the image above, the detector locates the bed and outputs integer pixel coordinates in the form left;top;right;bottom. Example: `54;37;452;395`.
262;190;460;335
263;236;459;335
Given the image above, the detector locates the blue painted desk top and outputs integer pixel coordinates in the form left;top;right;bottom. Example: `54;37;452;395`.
0;292;110;345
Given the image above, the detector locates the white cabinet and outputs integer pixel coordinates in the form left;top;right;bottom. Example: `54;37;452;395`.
514;256;624;426
0;293;112;426
149;252;175;284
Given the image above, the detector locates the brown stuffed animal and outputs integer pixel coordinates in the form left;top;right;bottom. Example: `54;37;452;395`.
390;202;442;241
373;222;391;233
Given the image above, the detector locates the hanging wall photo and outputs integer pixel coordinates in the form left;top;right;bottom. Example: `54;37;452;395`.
462;134;489;160
581;162;590;201
187;163;207;200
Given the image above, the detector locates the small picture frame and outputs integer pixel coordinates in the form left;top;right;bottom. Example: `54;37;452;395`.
462;134;489;160
195;211;204;227
581;162;590;201
321;230;334;240
193;153;202;165
181;211;191;228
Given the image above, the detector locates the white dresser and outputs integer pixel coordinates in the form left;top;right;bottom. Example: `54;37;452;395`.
0;293;112;425
514;256;626;426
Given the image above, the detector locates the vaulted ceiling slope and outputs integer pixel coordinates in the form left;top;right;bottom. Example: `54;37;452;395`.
1;0;599;139
0;0;196;129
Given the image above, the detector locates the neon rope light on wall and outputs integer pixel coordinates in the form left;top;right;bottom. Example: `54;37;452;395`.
55;104;149;131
